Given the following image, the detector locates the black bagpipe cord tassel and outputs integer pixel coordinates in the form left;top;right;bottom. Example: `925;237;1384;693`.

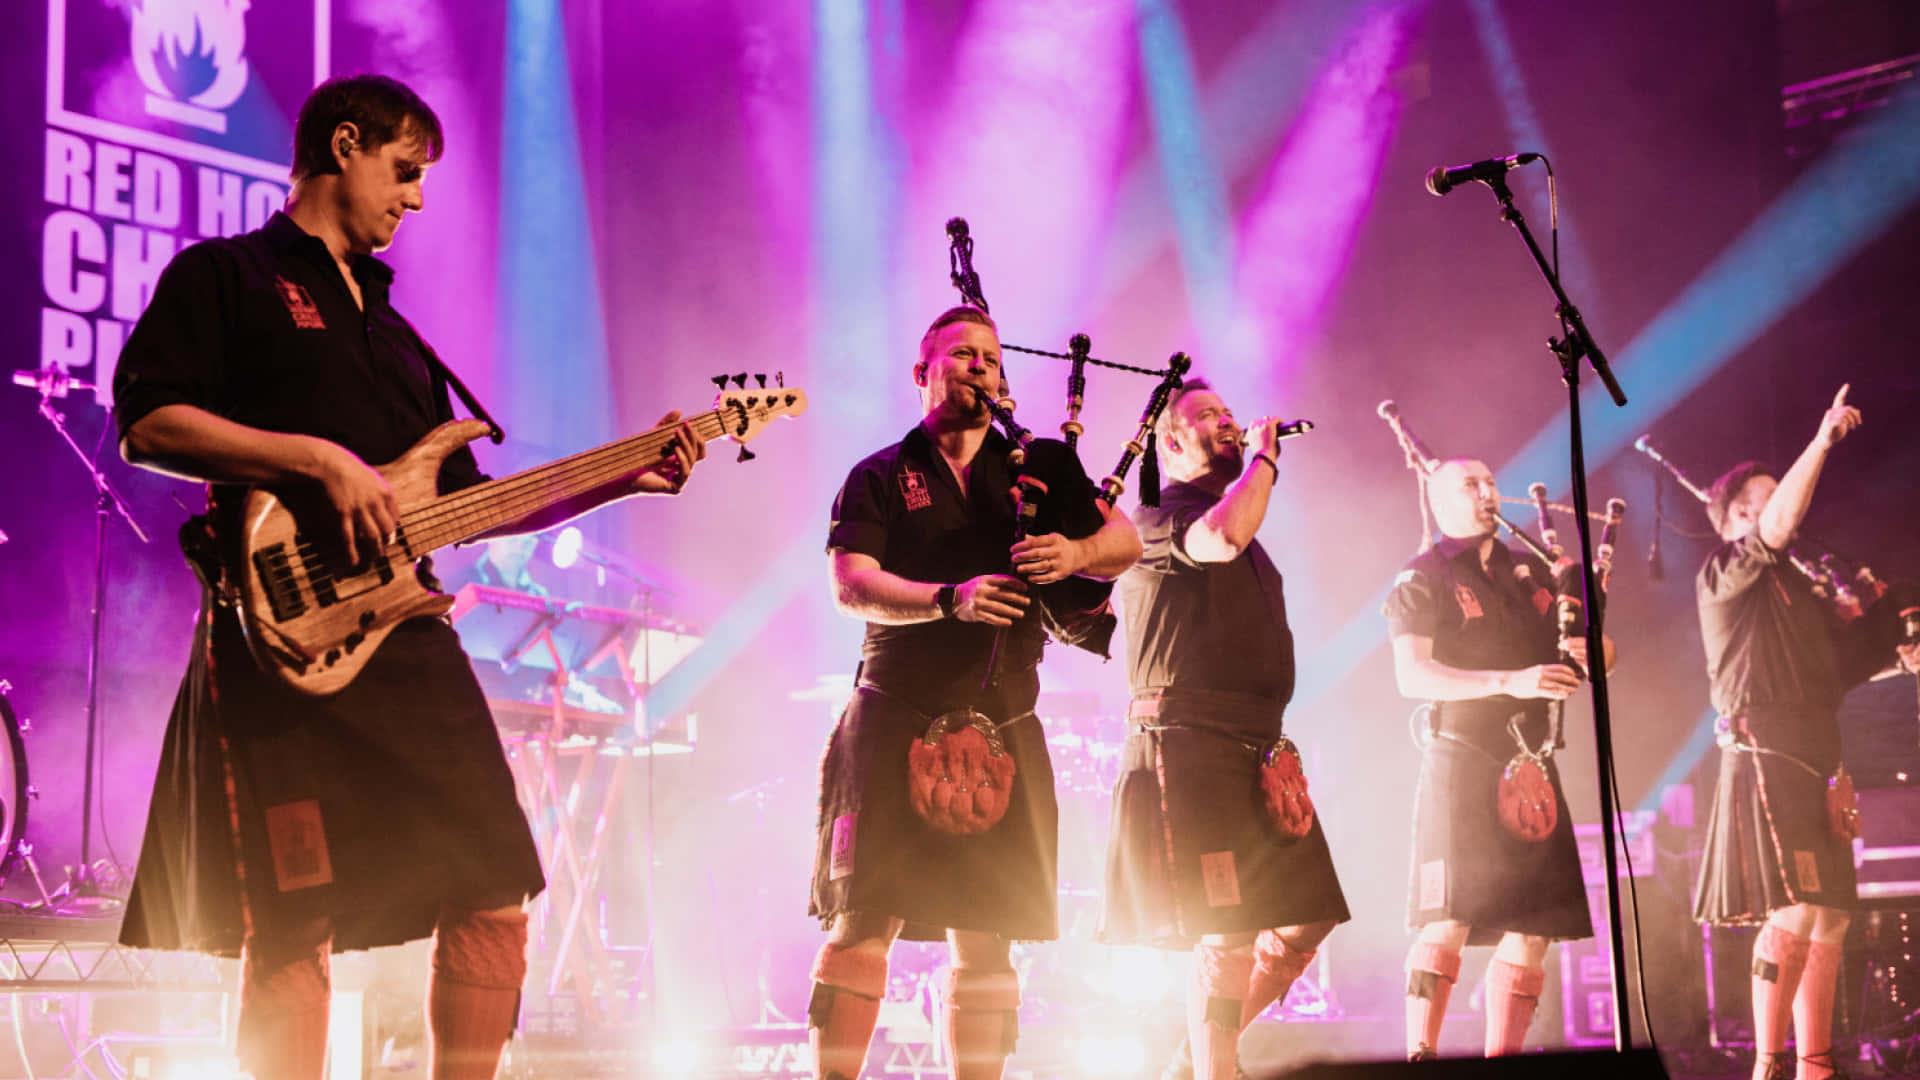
1141;431;1161;508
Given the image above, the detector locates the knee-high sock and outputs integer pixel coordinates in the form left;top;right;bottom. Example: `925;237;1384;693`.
1241;930;1316;1030
427;906;529;1080
1793;941;1843;1080
1404;941;1461;1057
236;937;333;1080
1189;945;1255;1080
946;966;1021;1080
1752;923;1812;1079
1483;959;1546;1057
808;944;888;1080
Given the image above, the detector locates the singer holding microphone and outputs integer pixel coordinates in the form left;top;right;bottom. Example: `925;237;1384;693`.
1691;385;1920;1080
1384;458;1613;1061
1098;379;1347;1080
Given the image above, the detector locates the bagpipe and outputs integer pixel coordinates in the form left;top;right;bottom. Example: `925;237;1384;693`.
944;218;1191;659
1378;400;1630;844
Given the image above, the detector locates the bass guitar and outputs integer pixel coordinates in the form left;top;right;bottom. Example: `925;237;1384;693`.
230;383;806;695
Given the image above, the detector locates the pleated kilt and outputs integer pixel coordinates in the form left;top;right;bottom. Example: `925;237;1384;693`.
1407;699;1592;945
808;663;1059;942
120;604;546;957
1693;704;1856;925
1099;688;1349;949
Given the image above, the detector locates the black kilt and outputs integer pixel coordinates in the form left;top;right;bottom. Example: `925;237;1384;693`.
1693;704;1855;925
1407;699;1592;945
119;604;545;957
1099;689;1349;948
809;665;1059;942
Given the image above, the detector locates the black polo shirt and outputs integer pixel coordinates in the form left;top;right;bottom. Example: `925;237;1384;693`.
1696;534;1844;716
1116;479;1295;702
826;423;1044;683
1384;535;1560;676
113;211;483;498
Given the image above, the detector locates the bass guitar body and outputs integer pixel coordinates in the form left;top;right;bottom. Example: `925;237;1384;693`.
233;420;488;697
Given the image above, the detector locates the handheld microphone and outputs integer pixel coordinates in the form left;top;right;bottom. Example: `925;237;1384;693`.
1425;152;1541;196
1238;419;1315;445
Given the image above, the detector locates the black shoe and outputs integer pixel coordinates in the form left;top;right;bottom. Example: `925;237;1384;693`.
1407;1045;1437;1063
1756;1052;1793;1080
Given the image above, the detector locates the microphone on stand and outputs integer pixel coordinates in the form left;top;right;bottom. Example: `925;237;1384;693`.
1425;152;1542;196
12;365;94;399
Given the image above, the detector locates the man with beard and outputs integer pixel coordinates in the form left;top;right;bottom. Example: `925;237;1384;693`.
807;305;1141;1080
1385;458;1608;1060
1100;379;1348;1080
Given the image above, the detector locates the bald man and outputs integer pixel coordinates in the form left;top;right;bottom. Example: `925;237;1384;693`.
1383;459;1608;1060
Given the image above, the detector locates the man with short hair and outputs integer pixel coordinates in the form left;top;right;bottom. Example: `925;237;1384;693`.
1692;385;1919;1080
1385;458;1604;1060
809;305;1140;1080
114;74;700;1080
1100;379;1348;1080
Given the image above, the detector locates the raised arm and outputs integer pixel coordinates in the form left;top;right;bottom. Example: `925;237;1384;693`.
1184;418;1285;563
1758;384;1860;551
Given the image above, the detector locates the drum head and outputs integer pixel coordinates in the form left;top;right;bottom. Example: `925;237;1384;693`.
1;689;27;880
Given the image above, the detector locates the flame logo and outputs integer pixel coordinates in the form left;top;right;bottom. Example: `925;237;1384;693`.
132;0;251;133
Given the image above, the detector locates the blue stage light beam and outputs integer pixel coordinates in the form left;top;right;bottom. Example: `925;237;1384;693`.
1097;0;1363;310
1135;0;1236;351
498;0;613;466
1464;0;1601;307
812;0;898;402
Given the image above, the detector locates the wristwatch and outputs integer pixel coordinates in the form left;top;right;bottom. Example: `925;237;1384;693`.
936;584;958;619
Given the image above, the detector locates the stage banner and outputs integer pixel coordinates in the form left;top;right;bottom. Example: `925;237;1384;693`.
32;0;329;410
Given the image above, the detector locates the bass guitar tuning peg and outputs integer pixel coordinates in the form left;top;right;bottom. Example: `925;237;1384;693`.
775;371;785;388
755;373;768;388
712;375;729;390
737;446;757;463
731;373;748;388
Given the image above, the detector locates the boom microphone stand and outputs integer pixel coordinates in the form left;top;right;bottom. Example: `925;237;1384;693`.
13;367;149;915
1474;172;1635;1049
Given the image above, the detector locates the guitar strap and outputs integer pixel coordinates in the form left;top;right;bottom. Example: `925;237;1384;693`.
410;324;506;445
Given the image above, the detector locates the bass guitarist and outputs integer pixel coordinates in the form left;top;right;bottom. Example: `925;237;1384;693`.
112;75;701;1080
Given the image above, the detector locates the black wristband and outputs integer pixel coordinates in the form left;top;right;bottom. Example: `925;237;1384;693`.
936;584;958;619
1252;451;1279;480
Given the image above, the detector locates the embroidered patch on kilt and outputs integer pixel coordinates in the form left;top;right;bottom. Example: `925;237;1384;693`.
264;798;334;891
900;466;932;512
1795;850;1822;894
830;813;857;880
1201;850;1242;907
1419;859;1446;911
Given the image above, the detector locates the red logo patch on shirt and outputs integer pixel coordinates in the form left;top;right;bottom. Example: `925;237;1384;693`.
1532;588;1553;616
1455;584;1483;620
276;276;326;330
900;466;932;512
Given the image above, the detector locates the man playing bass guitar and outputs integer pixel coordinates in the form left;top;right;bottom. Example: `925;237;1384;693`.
112;75;702;1080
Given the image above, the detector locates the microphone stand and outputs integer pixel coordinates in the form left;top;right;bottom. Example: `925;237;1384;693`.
30;386;149;915
1481;173;1634;1049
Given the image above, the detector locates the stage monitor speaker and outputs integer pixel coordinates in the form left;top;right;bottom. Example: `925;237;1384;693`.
1269;1048;1670;1079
